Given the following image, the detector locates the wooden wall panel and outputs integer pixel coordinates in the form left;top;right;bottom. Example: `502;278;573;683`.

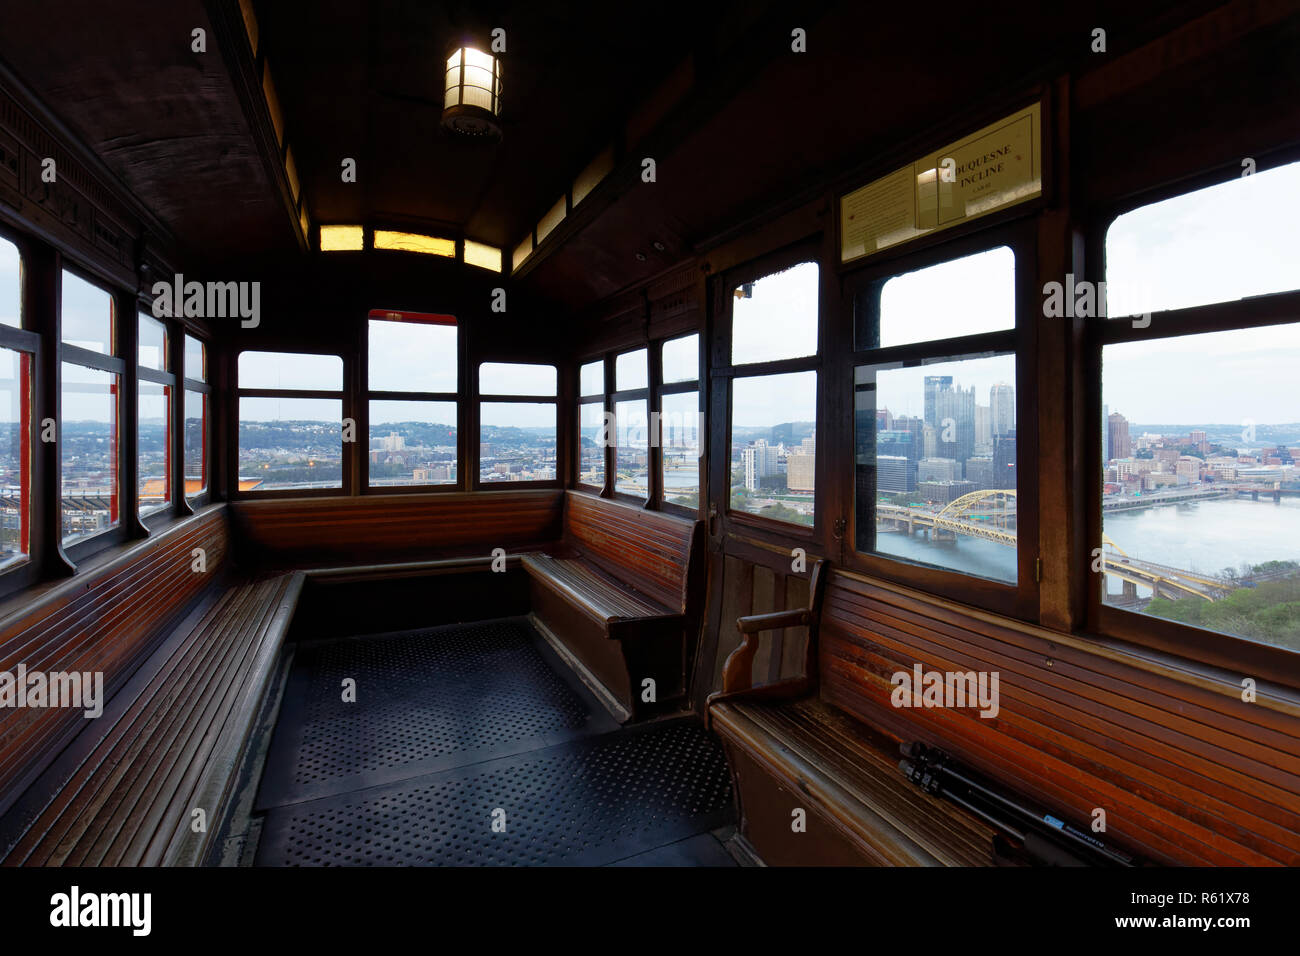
0;506;229;816
819;568;1300;865
705;551;812;695
781;574;811;677
230;490;565;569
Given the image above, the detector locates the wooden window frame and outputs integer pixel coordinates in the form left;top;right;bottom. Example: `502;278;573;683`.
136;310;176;527
1085;147;1300;683
610;347;651;505
0;231;38;590
575;356;608;495
658;331;704;519
232;347;349;499
362;310;461;495
839;219;1040;622
474;360;561;492
181;332;212;511
715;241;822;543
59;263;128;564
572;332;706;517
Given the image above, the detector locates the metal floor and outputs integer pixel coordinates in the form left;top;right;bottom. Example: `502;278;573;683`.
253;618;736;866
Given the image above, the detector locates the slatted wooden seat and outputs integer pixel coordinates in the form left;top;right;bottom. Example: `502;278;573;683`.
707;560;998;866
523;491;705;722
0;506;303;867
522;552;670;622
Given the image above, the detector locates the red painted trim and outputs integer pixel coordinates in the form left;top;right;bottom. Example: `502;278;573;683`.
367;309;457;327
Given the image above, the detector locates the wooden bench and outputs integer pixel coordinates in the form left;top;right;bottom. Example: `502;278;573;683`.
230;489;564;569
0;505;302;866
523;492;705;722
706;561;999;866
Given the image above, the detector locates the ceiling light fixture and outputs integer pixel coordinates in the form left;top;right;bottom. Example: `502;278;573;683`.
442;45;502;140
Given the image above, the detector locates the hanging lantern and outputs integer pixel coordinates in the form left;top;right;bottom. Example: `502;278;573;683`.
442;46;502;139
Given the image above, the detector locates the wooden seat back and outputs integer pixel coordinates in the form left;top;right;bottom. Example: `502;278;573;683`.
817;568;1300;865
0;505;230;819
561;492;701;613
231;489;565;569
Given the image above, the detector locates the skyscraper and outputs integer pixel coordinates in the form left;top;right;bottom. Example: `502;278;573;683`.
923;375;953;427
993;430;1017;489
1102;403;1109;461
990;384;1015;437
933;382;976;463
975;404;992;450
1107;412;1131;461
743;440;781;491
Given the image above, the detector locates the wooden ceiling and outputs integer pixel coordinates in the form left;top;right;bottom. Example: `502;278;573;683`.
0;0;287;262
0;0;1230;300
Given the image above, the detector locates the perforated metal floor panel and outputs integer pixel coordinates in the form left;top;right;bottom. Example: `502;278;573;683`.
256;618;618;809
255;718;733;866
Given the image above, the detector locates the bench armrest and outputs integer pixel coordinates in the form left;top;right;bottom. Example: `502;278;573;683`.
705;560;828;728
738;608;811;633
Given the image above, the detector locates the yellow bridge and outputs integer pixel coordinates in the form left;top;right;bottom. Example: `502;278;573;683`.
877;489;1228;601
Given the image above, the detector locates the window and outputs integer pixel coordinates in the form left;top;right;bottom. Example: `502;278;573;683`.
1105;161;1300;318
857;354;1017;583
184;336;210;502
731;372;816;526
137;313;172;517
1;237;20;328
1099;161;1300;658
612;349;649;499
661;334;701;511
614;399;649;497
320;225;364;252
858;246;1015;349
577;359;605;489
61;271;114;354
368;312;458;488
727;261;819;528
237;351;344;491
0;239;32;570
0;346;32;569
731;261;818;365
852;247;1018;584
463;239;502;273
479;363;557;485
60;270;119;545
373;230;455;258
615;348;647;391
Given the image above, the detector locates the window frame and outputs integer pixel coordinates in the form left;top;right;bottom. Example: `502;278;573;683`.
610;347;650;504
182;332;212;509
572;332;706;517
840;219;1039;621
232;347;349;499
717;242;823;541
58;264;126;561
658;332;704;518
575;356;608;495
0;232;37;580
1086;148;1300;681
136;310;175;524
475;360;561;491
362;310;462;494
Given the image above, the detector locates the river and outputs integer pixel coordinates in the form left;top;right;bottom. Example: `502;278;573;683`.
873;496;1300;591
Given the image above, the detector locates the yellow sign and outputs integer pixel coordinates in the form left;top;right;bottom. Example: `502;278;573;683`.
840;103;1041;263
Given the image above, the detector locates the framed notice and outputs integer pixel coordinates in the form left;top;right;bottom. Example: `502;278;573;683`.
840;103;1042;264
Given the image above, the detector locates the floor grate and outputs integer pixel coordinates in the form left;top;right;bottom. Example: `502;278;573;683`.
256;618;616;809
255;718;734;867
